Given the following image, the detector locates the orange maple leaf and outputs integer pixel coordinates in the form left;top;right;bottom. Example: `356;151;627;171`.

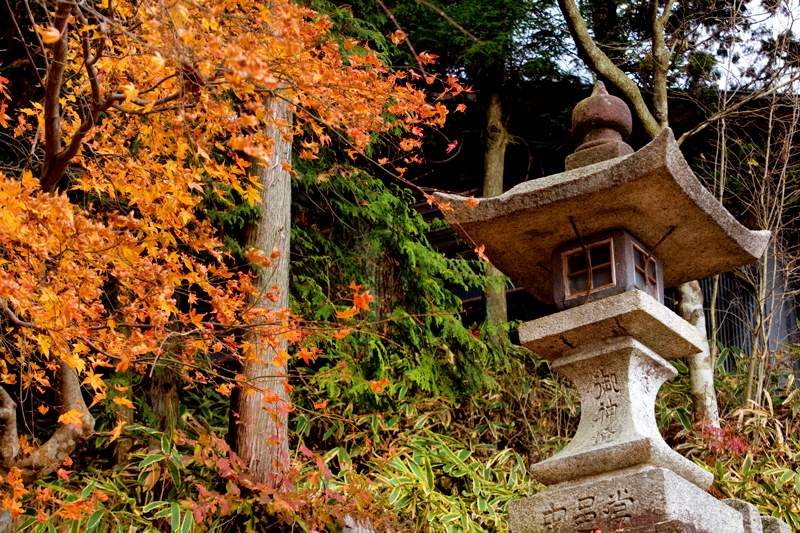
271;350;291;368
389;30;406;45
58;410;83;429
466;196;479;209
297;349;315;365
37;25;62;44
113;396;135;409
369;378;390;393
216;383;234;396
335;307;358;319
353;289;374;311
333;328;350;340
81;370;105;392
115;357;131;373
108;420;125;443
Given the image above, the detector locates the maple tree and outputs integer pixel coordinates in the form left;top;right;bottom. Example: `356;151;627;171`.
0;0;464;523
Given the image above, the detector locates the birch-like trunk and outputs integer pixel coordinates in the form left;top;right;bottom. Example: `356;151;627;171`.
231;98;292;486
678;281;720;428
483;90;509;334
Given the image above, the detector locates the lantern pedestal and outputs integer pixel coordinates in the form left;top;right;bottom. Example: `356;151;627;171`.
509;467;743;533
511;290;740;532
528;337;711;490
519;291;711;490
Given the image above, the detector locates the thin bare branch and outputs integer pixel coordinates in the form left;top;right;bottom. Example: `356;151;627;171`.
413;0;483;44
3;0;45;87
676;75;800;145
376;0;427;77
557;0;661;138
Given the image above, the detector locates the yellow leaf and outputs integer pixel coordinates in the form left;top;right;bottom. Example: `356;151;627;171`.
37;335;51;358
82;370;105;392
113;396;135;409
121;84;137;104
58;409;83;429
243;185;262;207
108;420;125;443
149;53;165;72
38;25;62;44
21;169;38;188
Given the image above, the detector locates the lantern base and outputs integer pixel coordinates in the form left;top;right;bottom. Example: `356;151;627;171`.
510;466;743;533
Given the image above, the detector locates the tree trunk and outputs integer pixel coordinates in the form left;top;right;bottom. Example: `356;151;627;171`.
151;367;179;439
677;281;720;428
231;97;292;486
483;91;509;334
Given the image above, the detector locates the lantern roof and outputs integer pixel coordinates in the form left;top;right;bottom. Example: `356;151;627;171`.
434;127;770;305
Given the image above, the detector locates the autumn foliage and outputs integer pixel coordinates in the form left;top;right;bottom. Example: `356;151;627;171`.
0;0;463;523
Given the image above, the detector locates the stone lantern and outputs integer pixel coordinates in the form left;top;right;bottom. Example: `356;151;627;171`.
435;82;789;533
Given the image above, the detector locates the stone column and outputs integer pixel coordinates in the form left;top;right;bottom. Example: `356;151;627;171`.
510;291;748;533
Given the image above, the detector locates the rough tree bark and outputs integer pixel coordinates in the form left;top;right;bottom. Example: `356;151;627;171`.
231;97;292;486
483;91;509;335
151;367;179;438
0;360;95;484
557;0;720;425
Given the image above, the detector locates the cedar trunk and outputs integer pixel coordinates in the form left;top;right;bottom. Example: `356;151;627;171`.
232;98;293;486
483;91;509;332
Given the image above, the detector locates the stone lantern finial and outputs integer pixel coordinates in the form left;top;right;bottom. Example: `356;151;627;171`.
565;81;634;171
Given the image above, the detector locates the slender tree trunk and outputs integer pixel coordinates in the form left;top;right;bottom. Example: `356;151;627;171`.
678;281;720;427
151;367;179;437
483;91;509;334
231;98;292;486
745;248;769;405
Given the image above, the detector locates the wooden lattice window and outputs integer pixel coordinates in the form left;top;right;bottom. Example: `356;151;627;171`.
633;245;658;297
564;240;615;298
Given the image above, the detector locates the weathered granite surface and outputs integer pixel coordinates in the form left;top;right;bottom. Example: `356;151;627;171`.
509;467;743;533
565;82;634;171
434;127;771;305
724;499;763;533
761;515;792;533
565;141;633;171
519;290;705;362
526;336;713;490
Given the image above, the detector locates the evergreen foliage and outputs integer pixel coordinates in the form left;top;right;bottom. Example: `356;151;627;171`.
290;157;505;405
